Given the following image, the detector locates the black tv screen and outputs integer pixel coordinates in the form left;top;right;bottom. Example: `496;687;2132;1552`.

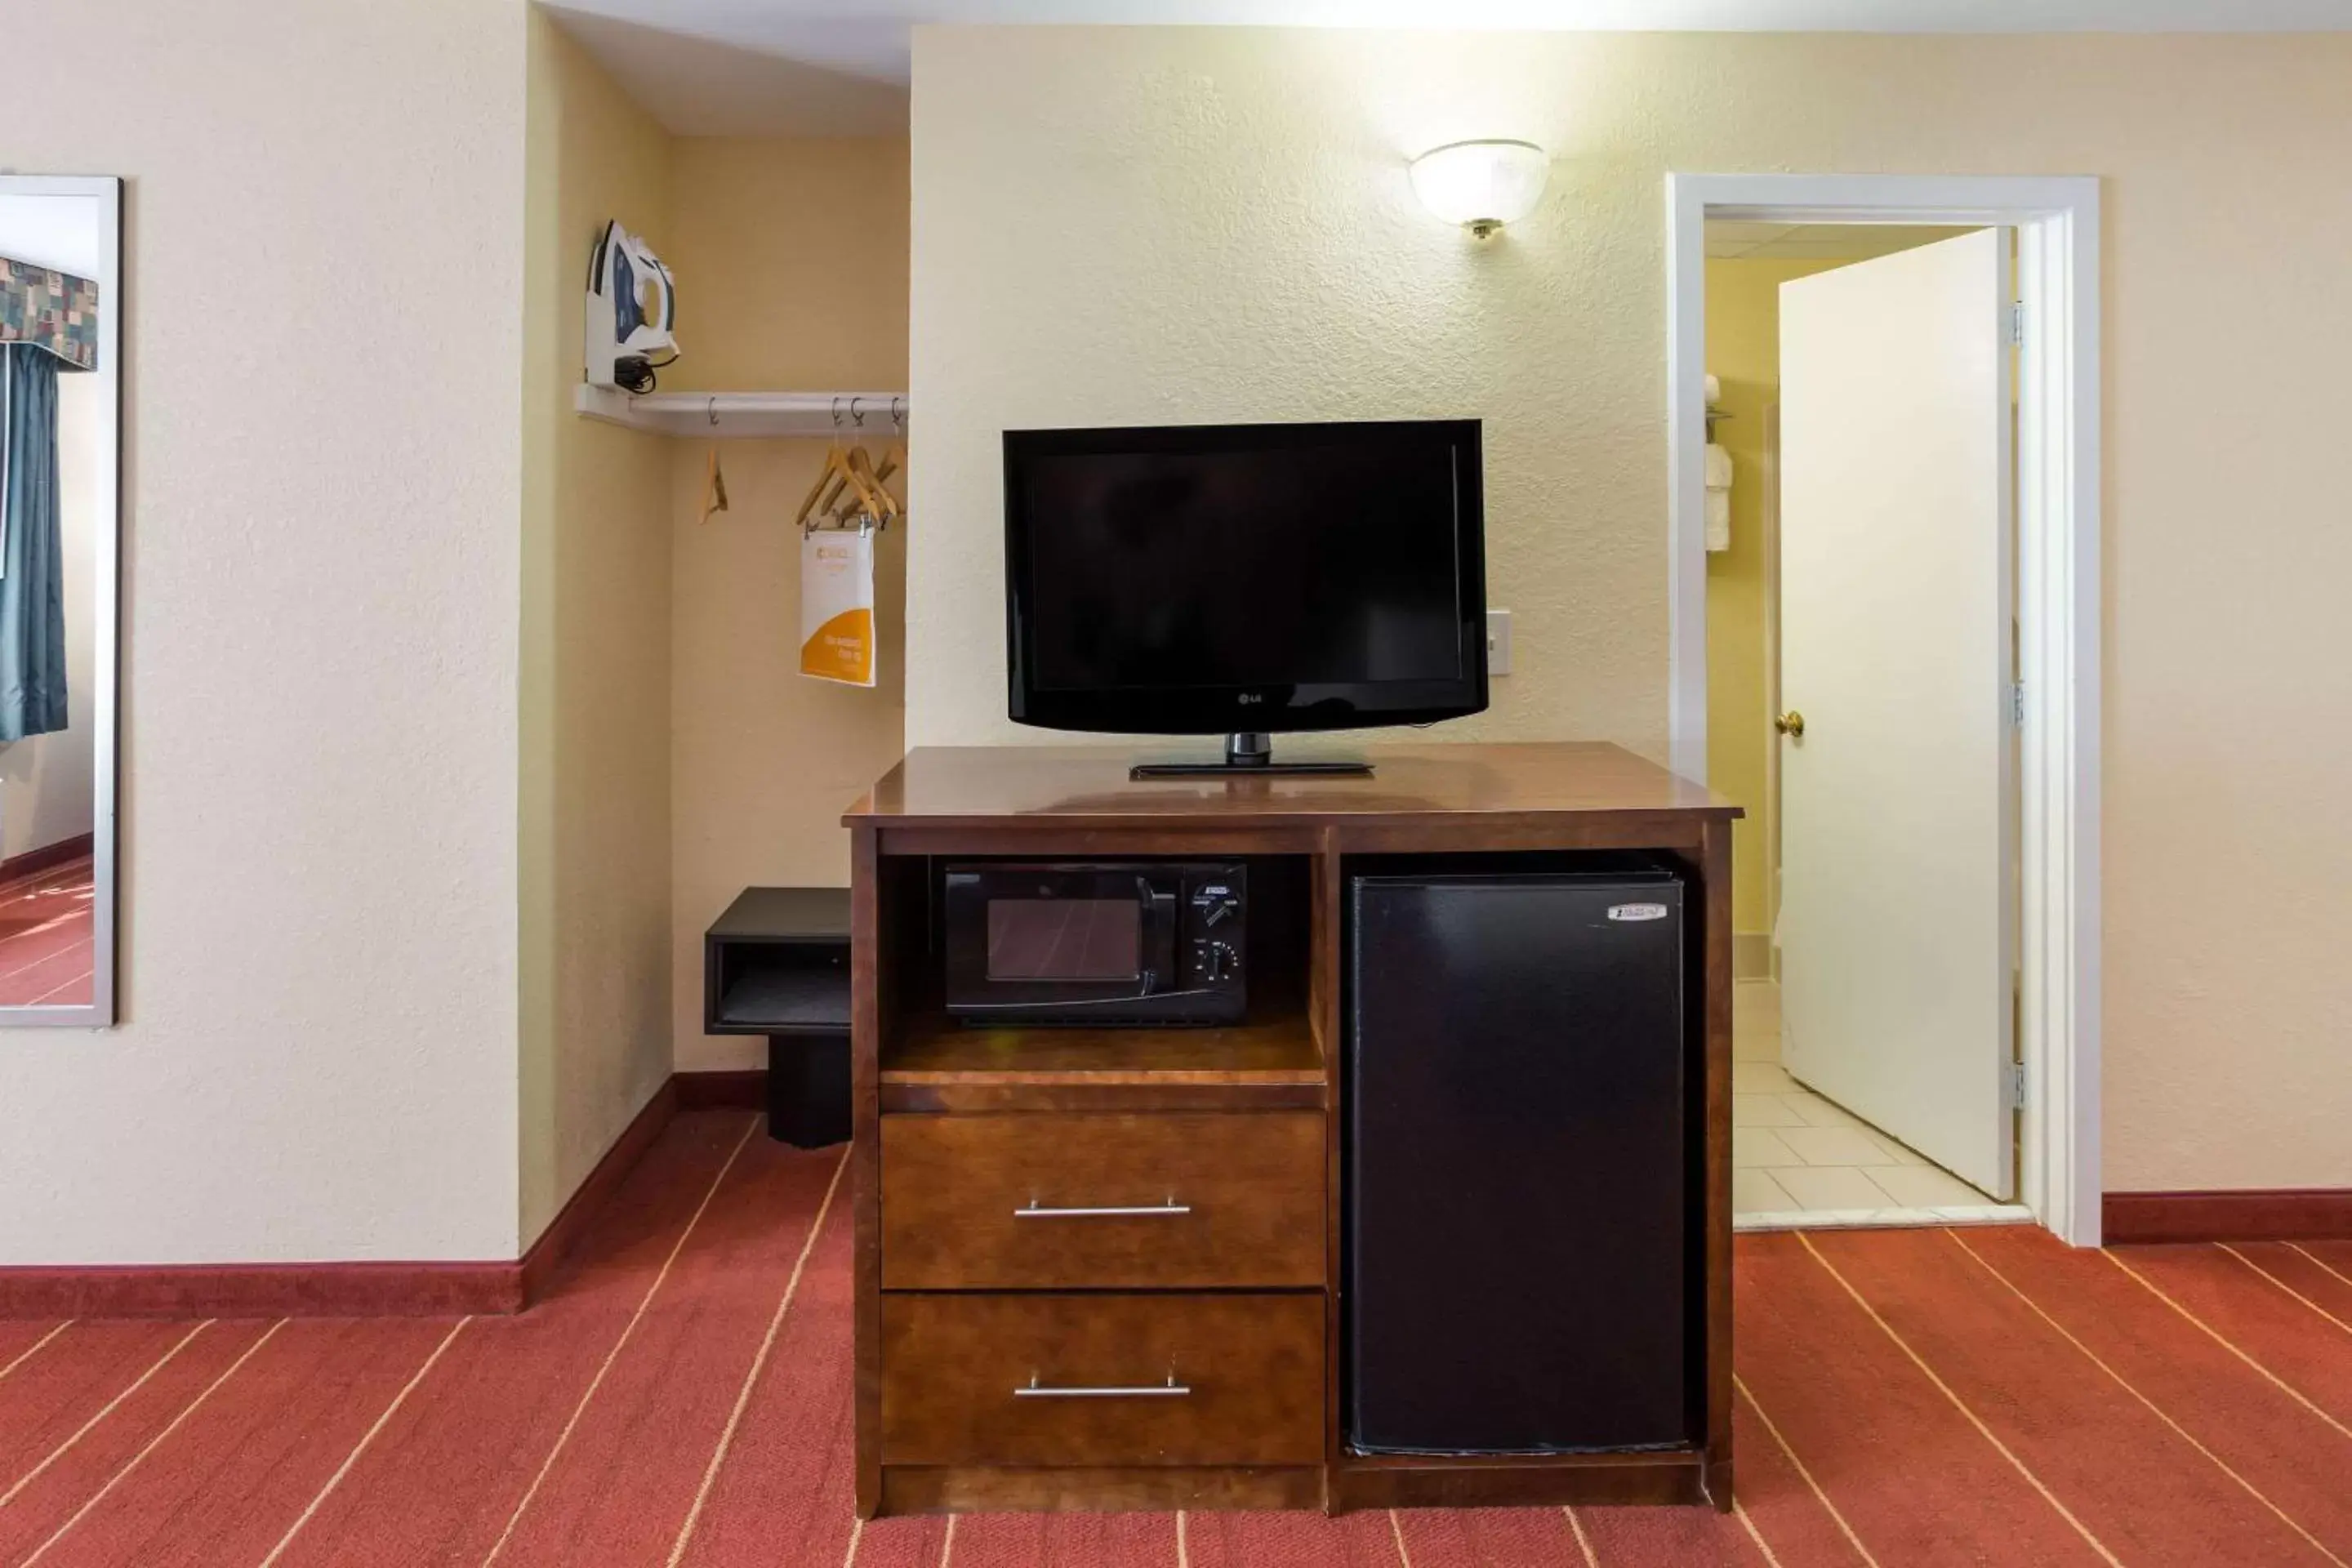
1004;421;1487;735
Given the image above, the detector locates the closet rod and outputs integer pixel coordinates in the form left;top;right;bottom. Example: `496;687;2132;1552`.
575;385;911;439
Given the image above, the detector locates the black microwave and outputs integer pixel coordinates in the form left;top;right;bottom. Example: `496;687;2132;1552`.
942;862;1245;1025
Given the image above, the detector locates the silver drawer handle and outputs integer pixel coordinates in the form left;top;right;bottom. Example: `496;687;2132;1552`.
1016;1374;1191;1399
1014;1199;1190;1219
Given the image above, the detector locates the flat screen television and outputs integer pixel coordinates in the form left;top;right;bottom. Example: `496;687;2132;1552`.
1003;420;1486;773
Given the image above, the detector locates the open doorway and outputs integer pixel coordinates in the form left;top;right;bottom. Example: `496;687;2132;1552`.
1706;221;2029;1229
1668;174;2103;1245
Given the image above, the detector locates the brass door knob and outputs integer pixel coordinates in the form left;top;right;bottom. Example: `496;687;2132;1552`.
1775;710;1806;738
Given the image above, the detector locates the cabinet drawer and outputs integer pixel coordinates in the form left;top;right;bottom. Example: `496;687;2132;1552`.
880;1293;1323;1467
880;1111;1323;1289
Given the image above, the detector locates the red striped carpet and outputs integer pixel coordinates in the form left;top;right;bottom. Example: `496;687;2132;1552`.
0;854;93;1008
3;1110;2349;1567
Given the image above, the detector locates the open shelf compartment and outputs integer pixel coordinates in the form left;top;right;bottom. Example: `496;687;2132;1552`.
871;852;1325;1110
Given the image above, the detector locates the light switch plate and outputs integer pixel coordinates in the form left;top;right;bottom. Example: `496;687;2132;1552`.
1486;609;1512;676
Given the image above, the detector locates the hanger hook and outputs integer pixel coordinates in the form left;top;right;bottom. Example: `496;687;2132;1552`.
891;395;904;432
850;396;865;429
831;397;843;430
707;397;719;428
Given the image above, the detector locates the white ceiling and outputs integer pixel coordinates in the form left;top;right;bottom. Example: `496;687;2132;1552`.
549;7;911;134
1704;221;1979;261
547;0;2352;136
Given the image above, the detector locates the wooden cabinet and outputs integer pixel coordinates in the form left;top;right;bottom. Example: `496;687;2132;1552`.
880;1293;1324;1465
846;743;1738;1518
881;1112;1324;1289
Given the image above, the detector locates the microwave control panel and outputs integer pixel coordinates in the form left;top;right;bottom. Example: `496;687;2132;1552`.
1186;872;1245;987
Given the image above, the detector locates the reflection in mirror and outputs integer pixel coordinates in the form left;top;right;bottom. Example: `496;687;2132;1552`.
0;177;117;1022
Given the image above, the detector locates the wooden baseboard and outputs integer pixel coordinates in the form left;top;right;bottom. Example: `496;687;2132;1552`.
2105;1187;2352;1244
0;831;93;884
516;1077;680;1303
1733;933;1773;980
1326;1449;1710;1512
0;1258;523;1319
0;1073;706;1319
675;1067;766;1110
880;1465;1322;1516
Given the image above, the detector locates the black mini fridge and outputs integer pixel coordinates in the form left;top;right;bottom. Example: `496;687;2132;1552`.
1346;866;1692;1454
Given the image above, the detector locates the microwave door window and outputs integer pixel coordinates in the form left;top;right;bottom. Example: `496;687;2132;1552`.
987;899;1142;981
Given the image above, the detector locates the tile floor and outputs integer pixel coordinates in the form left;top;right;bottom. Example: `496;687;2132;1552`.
1732;978;2032;1232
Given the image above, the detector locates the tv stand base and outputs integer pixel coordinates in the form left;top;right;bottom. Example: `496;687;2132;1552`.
1130;732;1374;780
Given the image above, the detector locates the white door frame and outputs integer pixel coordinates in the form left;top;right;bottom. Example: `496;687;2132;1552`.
1666;173;2102;1245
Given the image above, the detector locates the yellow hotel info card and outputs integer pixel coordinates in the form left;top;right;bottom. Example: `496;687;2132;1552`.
800;527;877;687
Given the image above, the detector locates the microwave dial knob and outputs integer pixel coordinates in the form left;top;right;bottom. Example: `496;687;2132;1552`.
1193;939;1239;981
1192;884;1240;928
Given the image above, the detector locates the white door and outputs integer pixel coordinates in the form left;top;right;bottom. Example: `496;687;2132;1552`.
1775;229;2016;1200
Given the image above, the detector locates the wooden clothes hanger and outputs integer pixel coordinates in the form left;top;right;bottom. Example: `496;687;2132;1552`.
796;401;851;528
842;401;902;523
833;445;901;523
794;399;907;532
877;399;907;500
795;439;891;532
848;401;908;524
805;404;866;523
702;443;729;522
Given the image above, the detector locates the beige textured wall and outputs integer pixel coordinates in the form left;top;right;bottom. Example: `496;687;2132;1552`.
0;0;526;1263
666;140;911;394
519;15;678;1242
909;27;2352;1193
665;139;909;1073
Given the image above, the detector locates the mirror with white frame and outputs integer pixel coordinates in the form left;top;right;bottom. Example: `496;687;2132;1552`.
0;176;118;1022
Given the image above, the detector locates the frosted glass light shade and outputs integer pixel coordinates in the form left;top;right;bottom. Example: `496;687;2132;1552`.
1409;140;1550;237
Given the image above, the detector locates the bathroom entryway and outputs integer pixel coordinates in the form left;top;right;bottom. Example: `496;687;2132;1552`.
1733;978;2029;1229
1671;172;2103;1245
1701;217;2033;1231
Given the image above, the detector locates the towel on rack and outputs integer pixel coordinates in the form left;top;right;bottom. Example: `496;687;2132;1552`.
801;524;878;687
1704;442;1733;554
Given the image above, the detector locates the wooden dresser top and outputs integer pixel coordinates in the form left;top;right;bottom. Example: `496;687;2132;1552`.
844;742;1739;830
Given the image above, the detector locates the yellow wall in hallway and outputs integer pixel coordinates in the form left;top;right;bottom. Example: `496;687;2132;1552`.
662;136;910;1073
522;54;912;1090
519;77;912;1188
1704;256;1844;942
519;12;677;1243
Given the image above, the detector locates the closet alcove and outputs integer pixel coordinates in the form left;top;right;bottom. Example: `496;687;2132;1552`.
523;2;910;1242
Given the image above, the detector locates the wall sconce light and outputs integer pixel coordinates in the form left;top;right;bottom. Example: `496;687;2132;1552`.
1409;140;1550;238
